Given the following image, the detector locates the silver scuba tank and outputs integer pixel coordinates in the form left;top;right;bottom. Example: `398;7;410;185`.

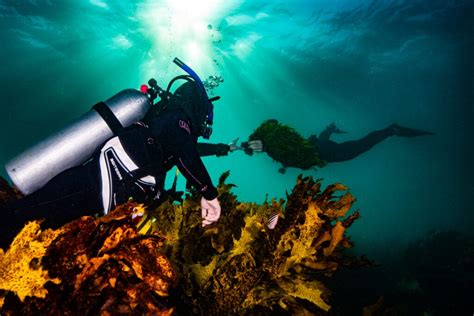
5;89;152;195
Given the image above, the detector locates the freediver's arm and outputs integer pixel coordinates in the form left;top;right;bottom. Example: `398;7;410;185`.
318;124;335;141
318;123;346;141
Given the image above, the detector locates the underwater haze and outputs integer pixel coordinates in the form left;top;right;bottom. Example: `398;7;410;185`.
0;0;473;311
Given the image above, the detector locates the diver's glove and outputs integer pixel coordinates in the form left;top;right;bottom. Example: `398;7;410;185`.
201;197;221;227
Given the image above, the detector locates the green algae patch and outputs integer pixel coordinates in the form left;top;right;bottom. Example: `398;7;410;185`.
249;119;325;171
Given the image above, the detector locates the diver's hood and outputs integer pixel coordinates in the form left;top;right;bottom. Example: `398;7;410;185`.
168;81;213;138
143;58;217;139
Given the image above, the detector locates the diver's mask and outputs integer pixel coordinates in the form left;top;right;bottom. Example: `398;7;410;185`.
201;112;213;139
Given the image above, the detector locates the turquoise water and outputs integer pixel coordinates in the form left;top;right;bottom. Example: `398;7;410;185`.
0;0;472;266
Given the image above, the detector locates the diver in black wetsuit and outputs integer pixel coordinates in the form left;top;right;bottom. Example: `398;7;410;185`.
308;122;435;163
0;80;222;249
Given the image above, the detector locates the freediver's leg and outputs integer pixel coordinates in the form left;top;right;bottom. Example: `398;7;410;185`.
318;124;434;163
389;123;435;137
318;128;393;162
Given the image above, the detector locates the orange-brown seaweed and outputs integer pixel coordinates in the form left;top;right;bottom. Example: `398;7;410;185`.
0;173;363;315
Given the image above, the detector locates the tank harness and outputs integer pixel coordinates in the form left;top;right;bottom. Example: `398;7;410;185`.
94;102;164;214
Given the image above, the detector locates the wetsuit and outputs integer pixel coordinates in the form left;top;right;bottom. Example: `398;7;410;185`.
308;122;434;163
0;108;217;247
197;143;231;157
309;127;394;163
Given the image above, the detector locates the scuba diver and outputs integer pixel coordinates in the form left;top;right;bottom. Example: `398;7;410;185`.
0;60;223;249
308;122;435;163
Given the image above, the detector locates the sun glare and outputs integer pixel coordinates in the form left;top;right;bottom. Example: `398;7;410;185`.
166;0;220;20
137;0;239;77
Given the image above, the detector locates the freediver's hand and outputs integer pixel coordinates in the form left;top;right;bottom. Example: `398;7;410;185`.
328;122;346;134
228;138;264;155
201;197;221;227
246;140;263;153
240;140;264;155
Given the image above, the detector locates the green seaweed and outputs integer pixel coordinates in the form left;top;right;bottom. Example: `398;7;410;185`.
249;119;326;170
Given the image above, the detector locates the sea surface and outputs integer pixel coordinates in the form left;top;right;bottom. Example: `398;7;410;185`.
0;0;472;312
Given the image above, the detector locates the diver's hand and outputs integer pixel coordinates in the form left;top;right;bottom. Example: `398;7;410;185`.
201;197;221;227
228;138;240;152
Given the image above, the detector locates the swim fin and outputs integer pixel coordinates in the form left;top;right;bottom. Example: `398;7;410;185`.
389;123;435;137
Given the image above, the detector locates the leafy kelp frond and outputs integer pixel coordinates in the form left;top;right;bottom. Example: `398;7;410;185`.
0;221;63;304
277;276;331;312
249;119;326;170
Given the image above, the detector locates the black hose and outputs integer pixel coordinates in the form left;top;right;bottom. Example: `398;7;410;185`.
166;75;194;94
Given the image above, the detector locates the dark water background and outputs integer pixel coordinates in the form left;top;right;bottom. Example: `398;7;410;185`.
0;0;473;313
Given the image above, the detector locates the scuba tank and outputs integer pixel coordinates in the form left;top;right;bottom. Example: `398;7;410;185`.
6;89;155;195
5;57;217;196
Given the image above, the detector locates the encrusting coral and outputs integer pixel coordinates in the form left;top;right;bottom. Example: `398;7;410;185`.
0;172;362;315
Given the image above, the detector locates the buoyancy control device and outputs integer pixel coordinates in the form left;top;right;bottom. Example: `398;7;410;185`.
5;57;217;196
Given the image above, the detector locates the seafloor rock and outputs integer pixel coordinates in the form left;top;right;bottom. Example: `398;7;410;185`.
0;172;362;315
249;119;326;171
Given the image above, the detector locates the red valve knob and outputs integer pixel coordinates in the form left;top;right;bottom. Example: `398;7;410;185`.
140;84;148;93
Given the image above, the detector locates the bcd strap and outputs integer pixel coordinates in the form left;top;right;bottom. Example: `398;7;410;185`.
93;102;123;135
125;125;164;180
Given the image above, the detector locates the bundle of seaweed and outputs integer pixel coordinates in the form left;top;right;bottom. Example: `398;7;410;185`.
0;172;361;315
248;119;326;171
